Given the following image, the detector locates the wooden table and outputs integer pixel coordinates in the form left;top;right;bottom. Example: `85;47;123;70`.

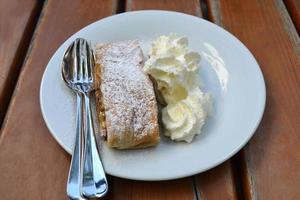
0;0;299;199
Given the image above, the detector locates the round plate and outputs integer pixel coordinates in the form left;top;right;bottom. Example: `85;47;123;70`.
40;10;265;180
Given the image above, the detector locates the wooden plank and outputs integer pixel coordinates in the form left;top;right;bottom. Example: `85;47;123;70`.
284;0;300;33
127;0;202;17
196;163;237;200
125;1;238;200
207;0;300;199
0;0;116;199
109;178;195;200
0;0;41;125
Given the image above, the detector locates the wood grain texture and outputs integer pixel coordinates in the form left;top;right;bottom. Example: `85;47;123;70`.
108;178;195;200
284;0;300;33
0;0;115;199
196;163;237;200
127;1;237;200
127;0;202;17
207;0;300;199
0;0;40;125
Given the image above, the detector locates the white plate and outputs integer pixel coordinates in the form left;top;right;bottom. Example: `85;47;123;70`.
40;10;265;180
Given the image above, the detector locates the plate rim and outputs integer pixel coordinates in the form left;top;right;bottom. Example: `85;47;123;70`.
40;10;266;180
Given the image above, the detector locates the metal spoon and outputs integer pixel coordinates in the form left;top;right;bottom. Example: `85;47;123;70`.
62;39;85;200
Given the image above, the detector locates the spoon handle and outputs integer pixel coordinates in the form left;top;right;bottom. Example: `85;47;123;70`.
67;93;85;200
82;93;108;198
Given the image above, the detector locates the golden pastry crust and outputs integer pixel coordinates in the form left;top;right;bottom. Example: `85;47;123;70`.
94;40;160;149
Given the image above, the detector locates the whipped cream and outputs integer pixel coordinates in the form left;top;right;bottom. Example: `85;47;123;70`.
144;34;211;142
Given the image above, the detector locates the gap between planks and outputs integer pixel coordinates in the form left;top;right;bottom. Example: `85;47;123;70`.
0;1;44;130
283;0;300;34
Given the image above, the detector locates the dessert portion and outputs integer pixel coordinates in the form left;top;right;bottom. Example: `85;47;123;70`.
144;34;211;142
94;40;160;149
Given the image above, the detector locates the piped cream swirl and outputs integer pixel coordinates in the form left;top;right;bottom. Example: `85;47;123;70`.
144;34;211;142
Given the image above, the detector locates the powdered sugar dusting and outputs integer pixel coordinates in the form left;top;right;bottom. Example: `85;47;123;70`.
95;41;158;146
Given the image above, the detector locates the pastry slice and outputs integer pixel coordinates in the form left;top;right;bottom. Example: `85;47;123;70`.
94;40;160;149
